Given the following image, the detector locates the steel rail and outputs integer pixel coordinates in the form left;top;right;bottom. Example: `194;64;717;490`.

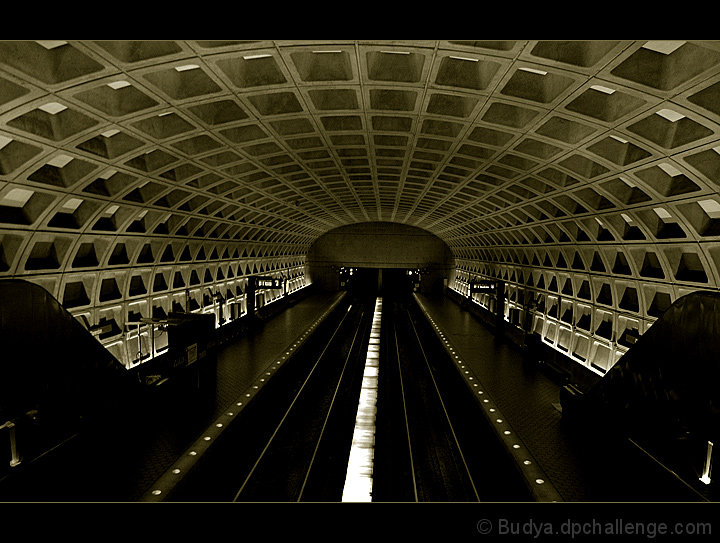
232;305;355;502
392;317;419;502
296;309;367;501
406;308;481;502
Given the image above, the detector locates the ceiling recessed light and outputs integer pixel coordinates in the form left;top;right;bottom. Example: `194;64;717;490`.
590;84;616;95
449;55;479;62
699;199;720;217
38;102;67;115
518;67;548;76
47;154;73;168
101;128;120;138
656;108;685;122
654;207;673;220
103;204;119;216
36;40;68;50
107;80;131;90
61;198;83;212
175;64;200;72
619;175;636;188
658;162;682;177
642;41;686;55
243;54;272;60
1;188;34;208
99;168;117;179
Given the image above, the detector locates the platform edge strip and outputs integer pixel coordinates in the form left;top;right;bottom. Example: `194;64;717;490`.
414;294;563;503
139;291;348;502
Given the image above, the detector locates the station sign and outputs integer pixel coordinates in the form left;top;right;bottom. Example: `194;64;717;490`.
469;280;496;293
252;276;283;289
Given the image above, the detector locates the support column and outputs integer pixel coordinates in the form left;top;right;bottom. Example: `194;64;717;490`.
495;280;506;335
247;276;256;320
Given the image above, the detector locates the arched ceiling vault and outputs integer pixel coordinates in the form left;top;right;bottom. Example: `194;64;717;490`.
2;40;720;296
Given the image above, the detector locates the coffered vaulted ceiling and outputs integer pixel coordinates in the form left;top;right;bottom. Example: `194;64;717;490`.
2;40;720;297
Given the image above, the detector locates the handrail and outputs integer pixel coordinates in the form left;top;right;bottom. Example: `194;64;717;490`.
0;420;21;467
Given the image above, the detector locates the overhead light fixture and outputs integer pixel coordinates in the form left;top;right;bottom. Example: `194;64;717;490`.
654;207;673;220
36;40;68;50
656;108;685;122
380;50;410;55
101;128;120;138
243;54;271;60
449;55;479;62
47;154;73;168
658;162;683;177
107;80;131;90
175;64;200;72
590;84;616;95
610;134;628;144
642;41;686;55
61;198;83;212
38;102;67;115
699;199;720;218
312;50;342;54
1;188;35;208
619;175;636;187
518;67;548;76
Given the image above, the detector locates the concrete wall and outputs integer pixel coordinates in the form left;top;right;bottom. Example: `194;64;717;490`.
307;222;454;293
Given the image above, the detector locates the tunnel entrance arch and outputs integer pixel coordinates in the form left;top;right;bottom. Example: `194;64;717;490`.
306;222;455;295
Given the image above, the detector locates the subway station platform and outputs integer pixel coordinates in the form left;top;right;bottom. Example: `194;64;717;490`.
0;289;343;502
415;292;709;503
1;286;711;503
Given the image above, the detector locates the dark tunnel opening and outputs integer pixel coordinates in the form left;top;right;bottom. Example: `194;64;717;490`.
340;267;421;301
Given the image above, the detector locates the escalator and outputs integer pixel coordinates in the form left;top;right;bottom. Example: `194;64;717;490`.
0;279;138;483
561;290;720;501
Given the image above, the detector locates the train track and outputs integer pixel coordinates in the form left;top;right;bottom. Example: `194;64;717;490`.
167;294;531;502
372;298;531;502
166;299;374;501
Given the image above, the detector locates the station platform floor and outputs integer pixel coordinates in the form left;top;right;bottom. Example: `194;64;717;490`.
2;288;709;503
415;292;708;503
0;288;343;502
129;289;345;501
